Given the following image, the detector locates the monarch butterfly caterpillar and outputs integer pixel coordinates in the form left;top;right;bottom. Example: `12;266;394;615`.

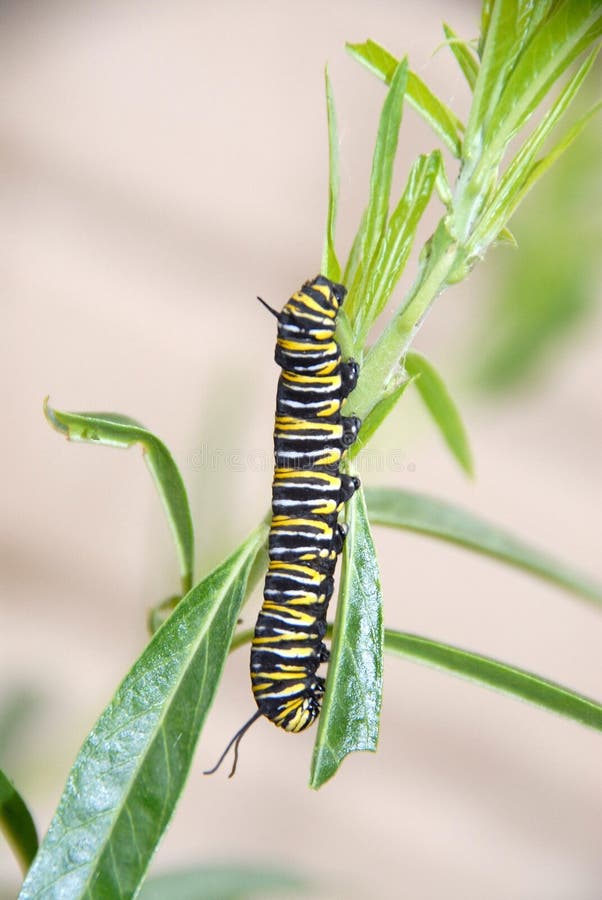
205;275;360;776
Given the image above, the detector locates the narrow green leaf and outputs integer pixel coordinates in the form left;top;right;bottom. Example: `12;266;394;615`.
310;487;383;788
479;0;495;55
442;23;479;90
514;98;602;208
347;218;458;427
463;0;523;160
515;1;563;56
495;226;518;246
364;58;408;262
321;67;342;283
471;47;600;250
366;487;602;605
434;155;454;209
469;107;601;394
456;2;600;244
405;352;474;476
225;624;602;755
44;400;195;594
490;1;602;148
345;58;408;331
519;3;556;21
358;152;442;338
343;208;367;290
346;40;463;157
406;70;464;156
334;308;355;364
467;0;564;150
348;375;416;460
19;523;268;900
139;864;309;900
0;770;38;875
346;37;397;79
471;0;560;132
385;630;602;732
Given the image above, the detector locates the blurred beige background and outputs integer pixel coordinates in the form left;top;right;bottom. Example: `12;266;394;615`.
1;2;601;898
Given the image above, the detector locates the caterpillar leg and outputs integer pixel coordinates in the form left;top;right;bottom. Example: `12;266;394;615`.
314;675;326;694
319;643;330;663
340;473;361;502
342;415;361;448
341;359;359;397
333;522;348;554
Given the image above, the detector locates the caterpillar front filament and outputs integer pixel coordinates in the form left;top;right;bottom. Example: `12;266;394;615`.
205;275;360;776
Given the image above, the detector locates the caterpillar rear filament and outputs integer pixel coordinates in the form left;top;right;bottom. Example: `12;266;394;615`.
205;275;360;776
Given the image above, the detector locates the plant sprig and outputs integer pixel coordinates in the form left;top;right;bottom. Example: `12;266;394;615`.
23;4;602;897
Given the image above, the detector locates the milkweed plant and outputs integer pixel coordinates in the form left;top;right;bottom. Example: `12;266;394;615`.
4;2;602;897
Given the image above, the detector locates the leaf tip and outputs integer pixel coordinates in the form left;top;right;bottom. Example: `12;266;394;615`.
495;226;518;248
43;396;68;436
345;40;362;54
462;454;476;480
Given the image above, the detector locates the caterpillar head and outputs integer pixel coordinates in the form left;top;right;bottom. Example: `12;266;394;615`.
258;276;347;336
310;274;347;311
282;276;346;338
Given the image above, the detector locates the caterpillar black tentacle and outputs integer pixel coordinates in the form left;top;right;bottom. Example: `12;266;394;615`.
202;710;262;779
205;274;360;775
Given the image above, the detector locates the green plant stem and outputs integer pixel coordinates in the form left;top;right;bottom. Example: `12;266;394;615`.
351;222;459;420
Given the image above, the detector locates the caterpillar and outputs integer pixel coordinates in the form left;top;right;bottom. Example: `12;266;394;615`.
205;274;360;776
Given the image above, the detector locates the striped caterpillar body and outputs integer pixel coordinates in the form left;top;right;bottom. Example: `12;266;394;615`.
205;275;360;775
252;275;360;731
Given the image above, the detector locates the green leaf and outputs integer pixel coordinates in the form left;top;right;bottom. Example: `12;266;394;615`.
346;58;408;332
515;97;602;208
359;151;442;336
385;630;602;732
334;308;355;364
321;67;342;283
490;1;602;149
346;40;463;157
364;58;408;262
19;523;268;900
495;226;517;246
404;352;474;476
434;155;454;209
205;621;602;741
347;218;458;427
464;0;566;155
44;400;195;594
462;0;523;161
470;116;600;392
348;375;416;459
365;487;602;605
479;0;495;55
406;70;464;157
442;22;479;90
0;770;38;875
139;864;309;900
343;207;367;290
345;38;397;81
472;46;600;250
455;2;601;245
310;487;383;788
